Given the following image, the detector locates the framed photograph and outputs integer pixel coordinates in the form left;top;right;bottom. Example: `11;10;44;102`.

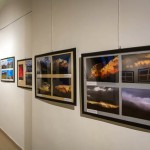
81;46;150;129
1;57;15;82
35;48;76;105
17;58;32;89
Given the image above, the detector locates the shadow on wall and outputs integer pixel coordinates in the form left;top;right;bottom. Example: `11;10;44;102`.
36;98;75;110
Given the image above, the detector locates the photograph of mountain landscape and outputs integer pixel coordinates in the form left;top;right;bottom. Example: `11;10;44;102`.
37;78;51;95
87;86;119;114
37;56;51;74
122;88;150;121
122;52;150;83
2;70;14;79
53;78;71;98
86;55;119;82
1;70;7;79
53;53;71;74
1;57;14;69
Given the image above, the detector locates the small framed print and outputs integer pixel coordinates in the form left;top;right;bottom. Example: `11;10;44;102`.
1;57;15;82
81;46;150;129
35;48;76;105
17;58;32;89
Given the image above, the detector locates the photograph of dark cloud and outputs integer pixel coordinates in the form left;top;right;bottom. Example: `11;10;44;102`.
87;86;119;114
53;53;71;74
122;53;150;83
122;88;150;120
86;55;119;82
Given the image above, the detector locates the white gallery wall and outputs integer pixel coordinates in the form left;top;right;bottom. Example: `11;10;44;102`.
0;0;150;150
0;0;32;150
32;0;150;150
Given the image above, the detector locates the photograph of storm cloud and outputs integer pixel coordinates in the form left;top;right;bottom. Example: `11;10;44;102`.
53;53;71;74
86;55;119;82
87;86;119;114
122;88;150;121
122;53;150;83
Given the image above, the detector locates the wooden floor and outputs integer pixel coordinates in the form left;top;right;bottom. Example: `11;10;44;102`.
0;129;21;150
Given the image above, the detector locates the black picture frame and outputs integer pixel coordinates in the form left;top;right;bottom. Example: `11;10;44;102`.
81;45;150;129
1;57;15;82
17;58;32;89
35;48;76;105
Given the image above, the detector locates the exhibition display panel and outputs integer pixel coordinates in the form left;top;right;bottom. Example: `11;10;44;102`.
35;48;76;105
17;58;32;89
1;57;15;82
81;46;150;129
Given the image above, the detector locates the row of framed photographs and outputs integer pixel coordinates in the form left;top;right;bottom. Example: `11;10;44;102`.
0;46;150;129
81;46;150;129
1;57;32;89
0;48;76;105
